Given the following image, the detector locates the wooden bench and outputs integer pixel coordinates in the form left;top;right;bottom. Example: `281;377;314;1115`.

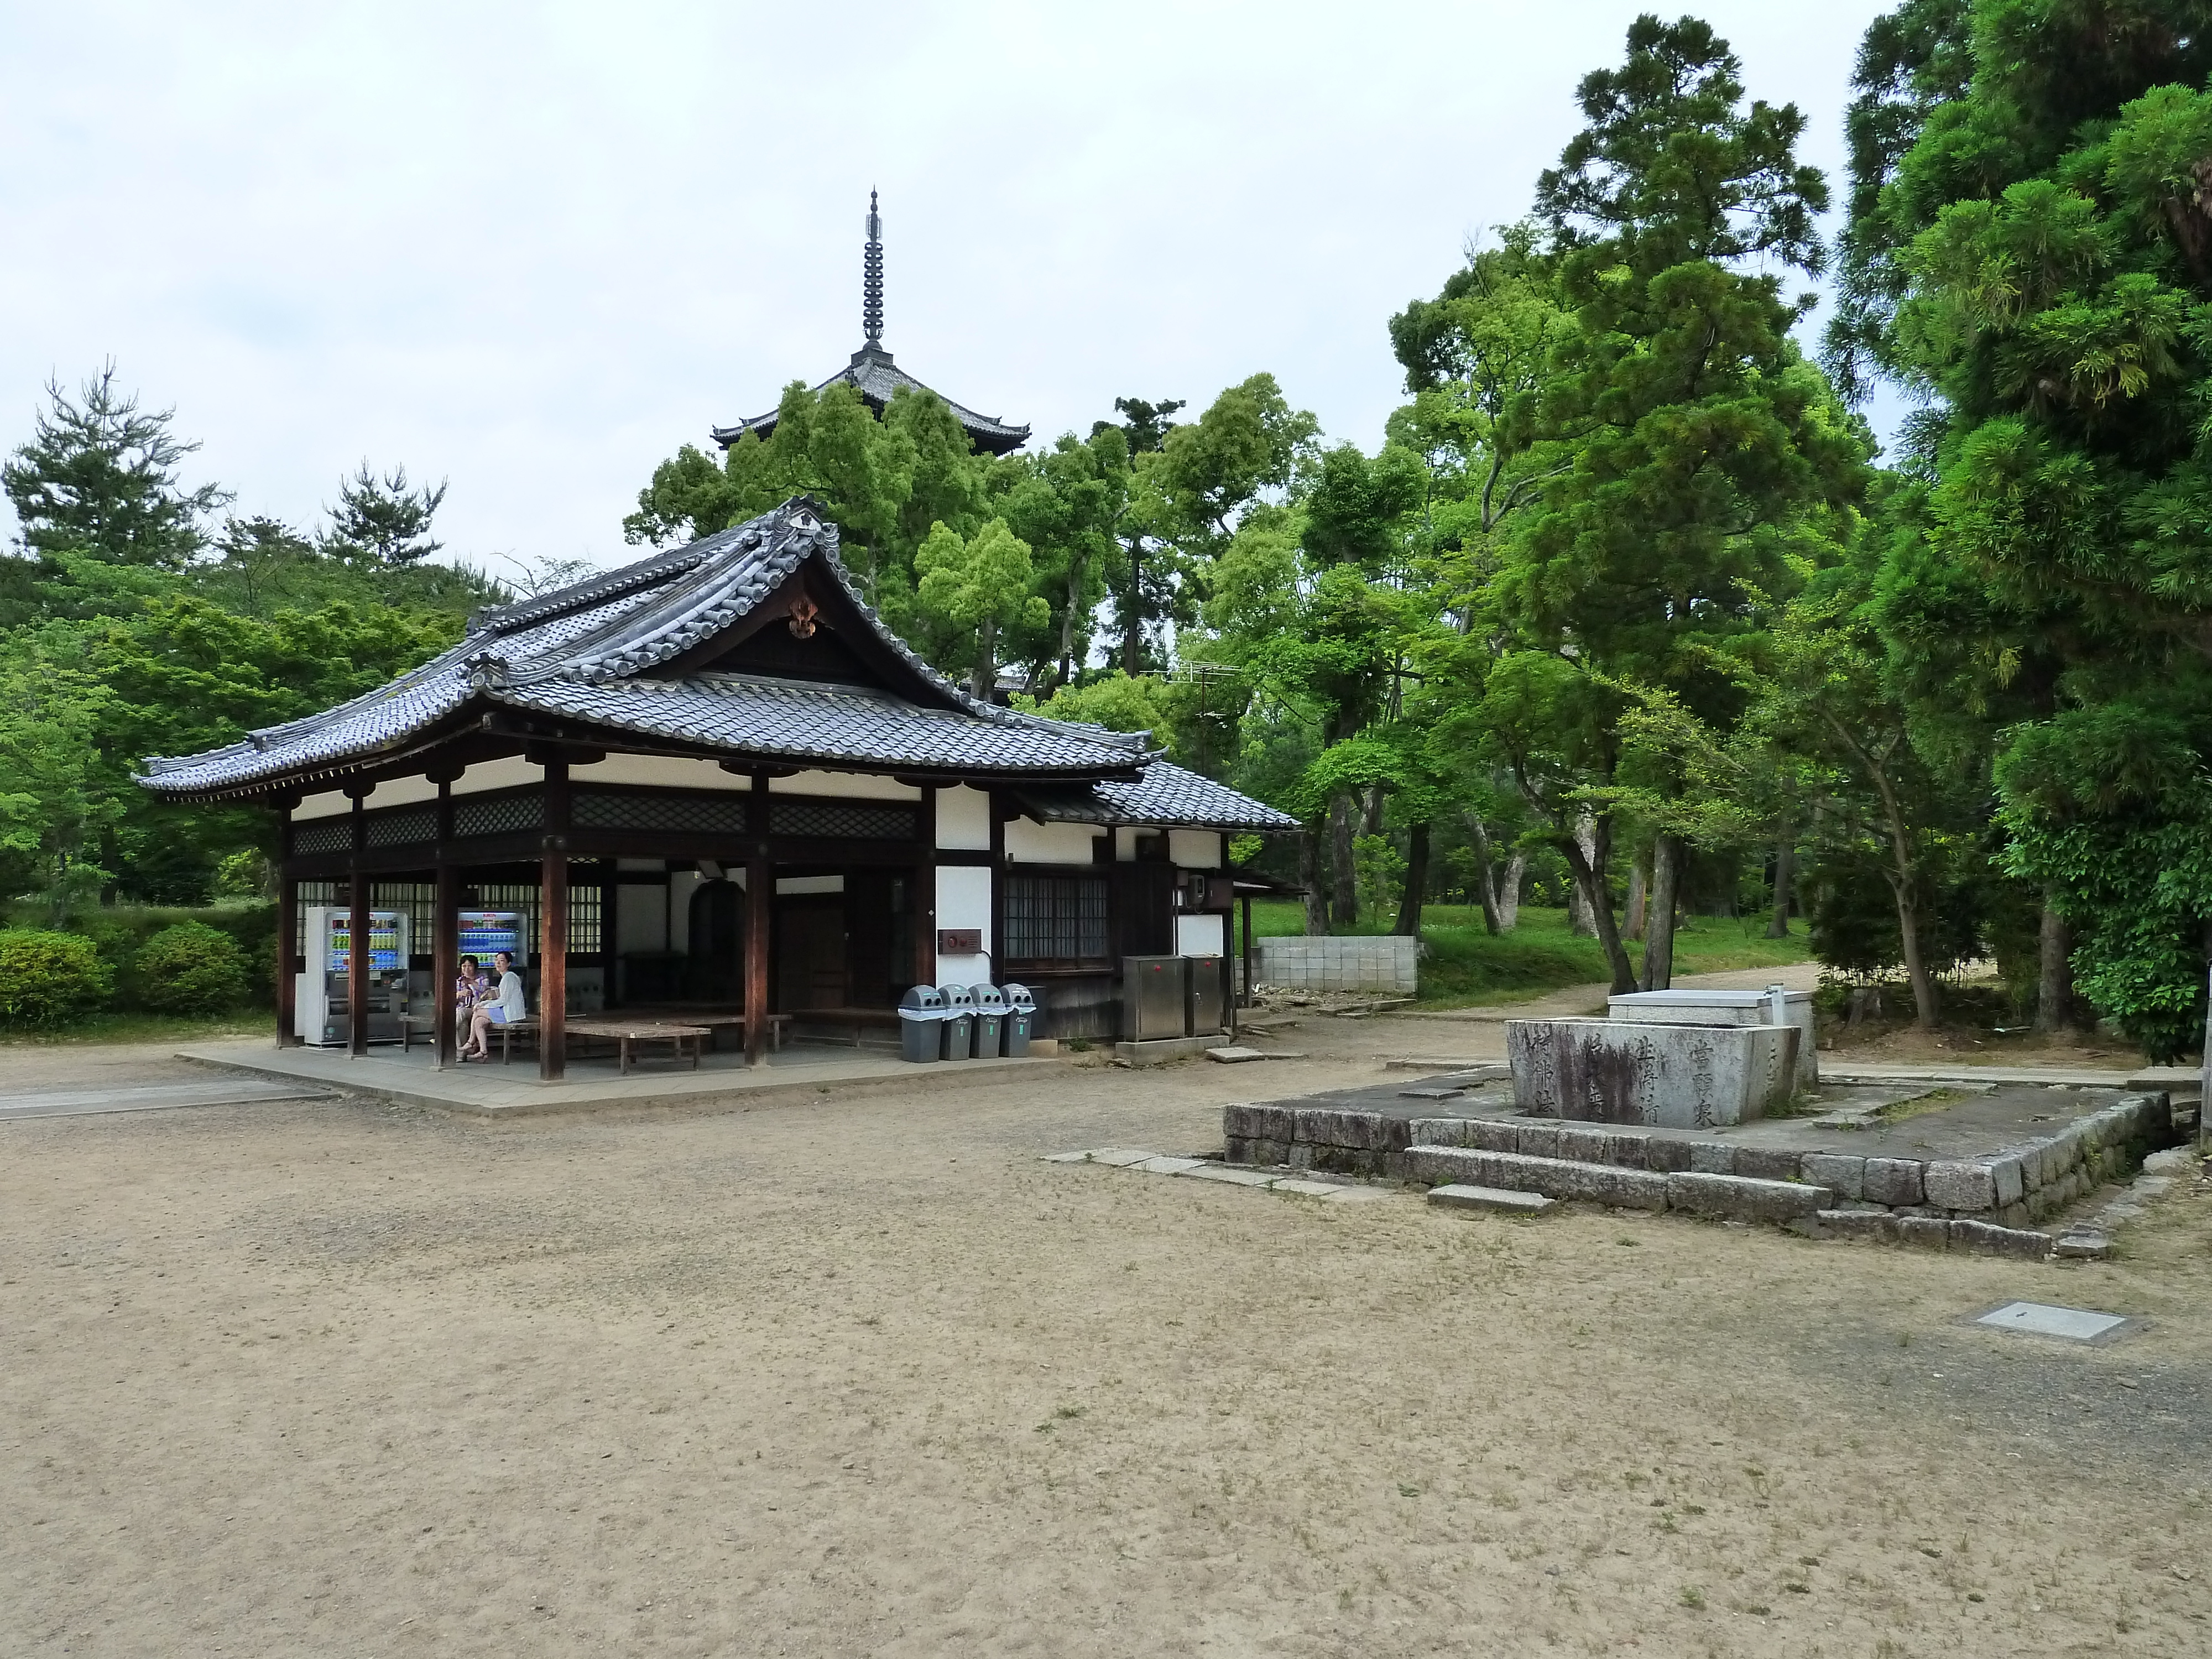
564;1018;709;1076
622;1008;790;1053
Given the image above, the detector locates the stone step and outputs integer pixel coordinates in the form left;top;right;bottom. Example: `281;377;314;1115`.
1403;1144;1833;1223
1427;1183;1557;1216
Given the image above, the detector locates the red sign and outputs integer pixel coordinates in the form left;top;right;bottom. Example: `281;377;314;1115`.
936;928;983;954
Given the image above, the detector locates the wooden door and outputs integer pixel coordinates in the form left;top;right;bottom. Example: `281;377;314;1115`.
775;898;847;1012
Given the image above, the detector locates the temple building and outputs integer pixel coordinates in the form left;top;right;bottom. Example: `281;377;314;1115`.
712;193;1031;457
136;500;1295;1079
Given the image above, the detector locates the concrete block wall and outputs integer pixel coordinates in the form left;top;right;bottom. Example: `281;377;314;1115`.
1251;936;1418;995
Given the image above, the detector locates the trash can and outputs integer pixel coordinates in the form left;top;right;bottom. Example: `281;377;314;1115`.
938;982;975;1061
970;984;1006;1059
1002;983;1036;1057
899;984;944;1063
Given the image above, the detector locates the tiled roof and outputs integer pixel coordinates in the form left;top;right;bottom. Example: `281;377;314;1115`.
713;347;1030;456
1016;761;1301;833
136;499;1302;834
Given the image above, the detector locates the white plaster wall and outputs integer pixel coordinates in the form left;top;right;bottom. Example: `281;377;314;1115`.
361;775;439;810
614;885;669;954
1176;915;1226;957
768;770;921;800
451;757;542;797
1004;818;1099;865
1114;826;1144;862
935;786;992;851
293;789;350;822
776;874;844;895
1169;829;1223;868
572;754;748;791
935;863;993;985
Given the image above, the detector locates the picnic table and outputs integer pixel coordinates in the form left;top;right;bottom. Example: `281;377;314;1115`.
564;1017;710;1075
620;1008;790;1053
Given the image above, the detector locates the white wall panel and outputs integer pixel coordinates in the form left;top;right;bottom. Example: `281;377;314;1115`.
1004;818;1099;864
1169;830;1223;868
1176;915;1226;957
935;786;992;851
767;770;920;800
935;863;993;984
572;754;748;791
293;789;350;822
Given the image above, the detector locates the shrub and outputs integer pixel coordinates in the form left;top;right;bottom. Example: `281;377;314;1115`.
0;930;113;1027
133;921;252;1014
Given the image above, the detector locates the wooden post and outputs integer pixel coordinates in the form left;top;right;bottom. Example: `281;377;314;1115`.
916;787;937;989
276;872;298;1048
1240;893;1254;1021
347;795;369;1058
540;759;569;1082
434;869;458;1069
745;771;771;1066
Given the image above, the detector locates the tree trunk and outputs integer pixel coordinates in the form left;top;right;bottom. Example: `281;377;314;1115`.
1638;834;1682;992
1465;813;1503;936
1328;795;1357;931
1498;854;1525;931
1121;540;1143;675
1394;822;1430;937
1766;820;1793;939
1362;786;1385;838
1559;816;1636;993
1298;824;1327;936
1055;559;1083;692
1625;851;1649;942
1890;876;1939;1030
972;617;997;700
2033;895;2073;1034
1566;813;1599;936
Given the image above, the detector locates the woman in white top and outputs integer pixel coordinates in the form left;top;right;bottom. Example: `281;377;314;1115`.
460;951;528;1060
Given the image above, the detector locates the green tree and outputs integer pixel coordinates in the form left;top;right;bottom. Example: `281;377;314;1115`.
322;462;447;567
994;426;1131;692
912;518;1051;697
2;364;231;568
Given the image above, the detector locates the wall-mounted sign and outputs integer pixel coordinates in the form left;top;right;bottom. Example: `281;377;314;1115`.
937;928;983;954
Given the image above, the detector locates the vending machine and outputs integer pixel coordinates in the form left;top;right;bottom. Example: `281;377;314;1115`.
296;907;411;1046
456;910;529;969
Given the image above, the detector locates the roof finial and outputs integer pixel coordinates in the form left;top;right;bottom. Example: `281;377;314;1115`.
862;189;884;352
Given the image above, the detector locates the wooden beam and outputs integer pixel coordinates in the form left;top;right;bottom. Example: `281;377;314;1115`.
539;759;570;1081
276;869;298;1048
745;771;771;1066
347;799;369;1058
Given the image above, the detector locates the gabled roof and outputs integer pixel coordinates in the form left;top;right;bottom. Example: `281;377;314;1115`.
133;499;1295;833
1013;764;1300;833
712;346;1030;457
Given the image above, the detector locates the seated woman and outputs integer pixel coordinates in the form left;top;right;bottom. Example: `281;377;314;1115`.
453;954;488;1049
460;951;528;1060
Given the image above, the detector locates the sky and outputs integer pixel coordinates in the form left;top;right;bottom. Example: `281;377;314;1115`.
0;1;1898;577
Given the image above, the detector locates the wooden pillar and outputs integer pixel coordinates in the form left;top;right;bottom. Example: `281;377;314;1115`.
988;790;1005;990
915;787;937;989
276;872;299;1048
539;759;569;1082
433;779;457;1067
745;771;771;1067
1240;893;1255;1018
347;794;369;1058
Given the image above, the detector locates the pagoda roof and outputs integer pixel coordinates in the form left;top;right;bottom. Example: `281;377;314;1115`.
133;498;1296;833
712;346;1030;457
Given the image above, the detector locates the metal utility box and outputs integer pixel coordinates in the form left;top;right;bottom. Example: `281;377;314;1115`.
296;906;411;1046
938;982;975;1060
1186;954;1229;1036
1123;954;1188;1041
970;984;1005;1059
1002;983;1036;1057
899;984;943;1063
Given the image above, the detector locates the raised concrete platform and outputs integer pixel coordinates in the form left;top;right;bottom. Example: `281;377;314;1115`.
176;1039;1056;1119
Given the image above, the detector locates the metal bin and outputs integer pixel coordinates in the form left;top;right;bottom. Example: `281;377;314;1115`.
898;984;944;1063
938;982;975;1061
969;984;1005;1059
1186;954;1229;1036
1001;983;1036;1057
1123;955;1189;1041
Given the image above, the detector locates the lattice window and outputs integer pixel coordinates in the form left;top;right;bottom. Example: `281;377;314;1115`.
1003;872;1109;965
374;883;435;958
453;792;544;838
363;805;437;848
573;790;748;836
290;817;352;856
768;799;918;841
465;880;602;957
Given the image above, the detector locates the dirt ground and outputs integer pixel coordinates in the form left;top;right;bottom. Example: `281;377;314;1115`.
5;1021;2211;1657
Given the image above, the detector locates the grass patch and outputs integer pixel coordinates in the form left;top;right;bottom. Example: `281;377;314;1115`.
1238;901;1812;1009
0;1010;269;1047
1874;1086;1971;1124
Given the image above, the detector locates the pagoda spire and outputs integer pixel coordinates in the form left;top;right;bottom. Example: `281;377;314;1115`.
862;189;884;353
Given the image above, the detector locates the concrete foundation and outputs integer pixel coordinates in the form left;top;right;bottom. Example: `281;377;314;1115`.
1505;1017;1798;1127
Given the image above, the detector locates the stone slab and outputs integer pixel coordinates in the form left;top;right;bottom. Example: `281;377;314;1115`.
1924;1159;1998;1212
1320;1185;1390;1203
1975;1301;2128;1342
1801;1152;1865;1201
1427;1183;1559;1215
1086;1149;1160;1167
1136;1156;1210;1175
1663;1171;1831;1224
1862;1157;1925;1206
1272;1178;1350;1197
1178;1162;1278;1186
1397;1086;1467;1100
0;1078;333;1120
1607;986;1817;1090
1041;1150;1099;1163
1506;1018;1796;1127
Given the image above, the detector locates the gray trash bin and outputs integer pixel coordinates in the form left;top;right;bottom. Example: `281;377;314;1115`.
938;982;975;1061
970;984;1005;1058
1002;983;1035;1056
899;984;943;1063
